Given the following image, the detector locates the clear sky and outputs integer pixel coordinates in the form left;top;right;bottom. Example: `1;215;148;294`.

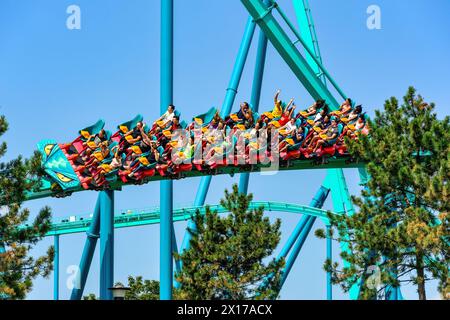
0;0;449;300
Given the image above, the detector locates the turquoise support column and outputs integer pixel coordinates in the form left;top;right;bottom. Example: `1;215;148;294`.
239;5;269;195
280;216;316;287
324;169;360;299
53;235;59;300
276;186;329;292
240;0;341;108
326;225;332;300
359;166;404;300
220;17;257;118
180;17;256;255
278;215;310;260
172;226;181;275
70;196;101;300
0;240;7;299
99;190;114;300
292;0;325;83
278;186;329;259
160;0;174;300
385;283;399;300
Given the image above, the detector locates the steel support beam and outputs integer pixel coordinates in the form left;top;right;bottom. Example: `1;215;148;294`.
53;235;59;300
279;186;330;288
278;186;329;260
280;216;315;287
220;17;257;119
292;0;324;82
240;0;340;108
0;240;6;299
160;0;174;300
323;169;359;299
358;167;403;300
99;190;114;300
172;225;181;275
239;2;269;195
326;225;332;300
70;196;101;300
180;17;257;254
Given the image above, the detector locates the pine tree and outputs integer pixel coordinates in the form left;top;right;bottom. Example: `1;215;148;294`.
317;87;449;300
0;115;53;299
175;184;284;300
84;277;181;300
125;276;160;300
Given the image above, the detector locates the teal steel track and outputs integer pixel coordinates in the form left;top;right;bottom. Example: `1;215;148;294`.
43;201;332;237
24;157;364;203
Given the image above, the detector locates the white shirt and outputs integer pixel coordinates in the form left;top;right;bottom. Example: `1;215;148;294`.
284;121;296;132
161;111;174;123
314;113;323;123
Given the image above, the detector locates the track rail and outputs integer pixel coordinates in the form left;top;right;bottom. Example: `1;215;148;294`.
42;201;333;236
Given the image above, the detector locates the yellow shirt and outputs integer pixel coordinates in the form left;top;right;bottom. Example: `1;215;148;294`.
272;100;283;118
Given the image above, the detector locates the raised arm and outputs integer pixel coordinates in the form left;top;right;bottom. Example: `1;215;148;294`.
286;99;295;116
112;145;120;157
285;98;294;110
124;129;134;137
289;106;296;118
141;132;152;146
279;122;289;130
86;134;95;143
274;90;281;104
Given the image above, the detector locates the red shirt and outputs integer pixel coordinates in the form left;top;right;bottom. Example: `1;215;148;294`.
278;115;290;126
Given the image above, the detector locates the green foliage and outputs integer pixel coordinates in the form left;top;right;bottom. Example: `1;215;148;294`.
83;277;182;300
83;186;283;300
318;87;449;300
83;293;97;300
0;115;53;300
175;184;284;300
125;276;161;300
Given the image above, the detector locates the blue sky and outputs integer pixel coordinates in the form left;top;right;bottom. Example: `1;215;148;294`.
0;0;449;300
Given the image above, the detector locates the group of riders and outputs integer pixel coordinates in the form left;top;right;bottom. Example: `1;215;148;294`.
60;90;369;190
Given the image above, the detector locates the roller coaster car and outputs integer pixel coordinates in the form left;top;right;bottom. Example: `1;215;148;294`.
229;113;243;124
132;161;157;181
60;120;105;153
66;132;113;167
207;135;237;169
37;140;82;192
313;124;344;158
284;149;302;161
168;157;194;175
157;110;182;132
81;178;110;191
192;107;218;128
111;114;144;142
243;142;263;165
156;163;169;176
335;143;348;155
127;145;165;180
193;159;204;172
299;147;314;159
171;146;197;173
192;138;215;170
315;145;337;158
262;110;277;120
